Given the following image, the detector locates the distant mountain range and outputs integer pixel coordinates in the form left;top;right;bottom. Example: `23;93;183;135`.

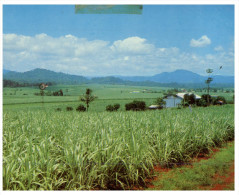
3;68;234;87
117;69;234;84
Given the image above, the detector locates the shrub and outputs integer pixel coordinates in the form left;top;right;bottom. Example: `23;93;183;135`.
53;91;59;96
212;96;227;105
113;103;120;111
201;94;212;105
53;90;63;96
197;99;207;107
106;105;114;112
76;104;86;112
125;100;146;111
59;89;63;96
106;104;120;112
56;108;62;111
66;107;73;111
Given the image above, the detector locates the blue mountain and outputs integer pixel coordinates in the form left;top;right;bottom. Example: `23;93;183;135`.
3;68;234;86
117;69;234;84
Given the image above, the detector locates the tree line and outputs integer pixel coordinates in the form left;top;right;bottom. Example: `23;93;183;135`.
3;79;54;88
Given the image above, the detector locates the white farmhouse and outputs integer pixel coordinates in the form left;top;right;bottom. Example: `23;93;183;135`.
163;93;201;108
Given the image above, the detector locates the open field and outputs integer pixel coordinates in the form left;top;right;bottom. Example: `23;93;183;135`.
3;103;234;190
3;84;234;112
3;84;167;112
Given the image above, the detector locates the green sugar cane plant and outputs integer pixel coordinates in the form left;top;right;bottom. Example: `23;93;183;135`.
3;105;234;190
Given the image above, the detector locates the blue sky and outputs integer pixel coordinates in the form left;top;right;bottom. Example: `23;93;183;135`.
3;5;234;76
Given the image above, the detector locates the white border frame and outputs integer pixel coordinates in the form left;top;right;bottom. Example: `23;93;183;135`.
0;1;238;195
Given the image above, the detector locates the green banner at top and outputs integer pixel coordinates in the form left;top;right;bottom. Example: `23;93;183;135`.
75;5;143;14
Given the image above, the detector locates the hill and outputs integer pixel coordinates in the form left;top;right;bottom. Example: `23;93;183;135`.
3;68;234;88
117;69;234;84
3;68;88;84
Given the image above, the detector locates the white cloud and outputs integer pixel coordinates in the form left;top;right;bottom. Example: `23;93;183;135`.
3;33;234;76
110;36;155;54
214;46;224;51
190;35;211;47
191;54;198;61
206;54;215;60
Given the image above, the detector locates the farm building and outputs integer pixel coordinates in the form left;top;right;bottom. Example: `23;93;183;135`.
163;93;201;108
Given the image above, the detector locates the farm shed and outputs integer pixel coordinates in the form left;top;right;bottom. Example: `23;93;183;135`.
163;93;201;108
163;95;182;108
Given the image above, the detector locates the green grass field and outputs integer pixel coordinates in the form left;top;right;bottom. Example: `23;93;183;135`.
3;84;235;190
3;84;234;112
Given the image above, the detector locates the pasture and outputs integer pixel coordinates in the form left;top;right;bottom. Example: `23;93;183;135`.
3;84;168;112
3;84;234;111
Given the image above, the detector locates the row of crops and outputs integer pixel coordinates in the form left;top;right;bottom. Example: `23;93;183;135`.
3;105;234;190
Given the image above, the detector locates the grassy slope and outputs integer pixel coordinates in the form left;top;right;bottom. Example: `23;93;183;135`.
147;142;234;190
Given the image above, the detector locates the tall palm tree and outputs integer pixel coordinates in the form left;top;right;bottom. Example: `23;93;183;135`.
205;69;213;106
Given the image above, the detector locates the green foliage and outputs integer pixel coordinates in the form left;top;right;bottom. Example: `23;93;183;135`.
188;94;196;104
76;104;86;112
155;97;166;107
106;103;120;112
201;94;213;105
66;106;73;111
106;104;114;112
3;79;28;88
80;88;97;111
197;99;207;107
212;96;227;105
183;94;196;105
125;100;146;111
53;89;63;96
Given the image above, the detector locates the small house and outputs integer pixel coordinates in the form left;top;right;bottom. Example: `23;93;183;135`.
163;93;201;108
163;95;182;108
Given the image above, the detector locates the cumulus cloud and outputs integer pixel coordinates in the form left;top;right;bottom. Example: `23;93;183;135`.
110;36;155;54
190;35;211;47
3;33;234;76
